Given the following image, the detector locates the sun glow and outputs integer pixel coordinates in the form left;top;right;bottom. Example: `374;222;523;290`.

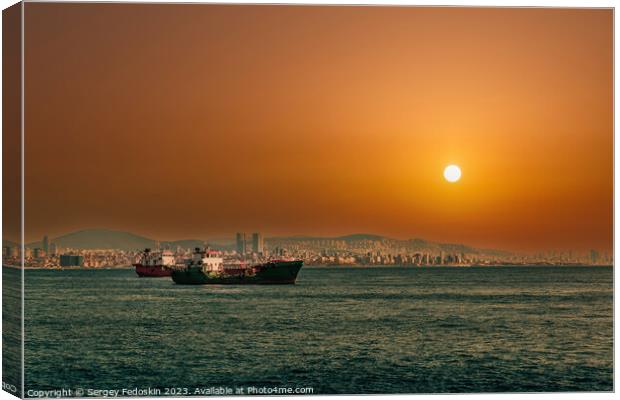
443;165;462;183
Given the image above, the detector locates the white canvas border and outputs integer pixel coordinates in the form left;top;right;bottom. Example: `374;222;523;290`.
0;1;615;400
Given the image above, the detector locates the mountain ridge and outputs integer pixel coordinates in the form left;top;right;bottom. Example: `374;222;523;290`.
25;229;205;252
20;228;510;255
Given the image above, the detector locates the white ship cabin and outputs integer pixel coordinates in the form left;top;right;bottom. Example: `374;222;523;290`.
160;250;175;266
142;249;175;266
191;248;224;272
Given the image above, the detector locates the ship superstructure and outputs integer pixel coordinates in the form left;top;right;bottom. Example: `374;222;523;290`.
133;248;176;277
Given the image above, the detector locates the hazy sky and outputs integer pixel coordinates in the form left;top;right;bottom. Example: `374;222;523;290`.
23;4;612;252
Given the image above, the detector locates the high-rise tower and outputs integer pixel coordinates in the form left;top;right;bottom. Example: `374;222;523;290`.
252;233;264;254
236;233;247;255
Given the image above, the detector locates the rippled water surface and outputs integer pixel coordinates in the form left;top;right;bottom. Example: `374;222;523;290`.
21;266;612;394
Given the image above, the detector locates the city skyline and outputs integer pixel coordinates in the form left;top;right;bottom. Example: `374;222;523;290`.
3;227;612;260
4;227;611;269
14;4;613;253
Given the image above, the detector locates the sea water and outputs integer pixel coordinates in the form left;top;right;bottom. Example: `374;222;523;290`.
7;266;613;394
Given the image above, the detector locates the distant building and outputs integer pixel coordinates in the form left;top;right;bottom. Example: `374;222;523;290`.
590;249;599;265
33;248;45;259
9;246;19;258
252;233;264;253
42;235;49;255
236;233;247;255
49;242;58;256
59;254;84;267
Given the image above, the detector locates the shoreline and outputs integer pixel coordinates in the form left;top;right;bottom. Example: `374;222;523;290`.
3;264;613;270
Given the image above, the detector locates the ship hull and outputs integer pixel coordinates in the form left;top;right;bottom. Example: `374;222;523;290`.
171;260;303;285
134;264;172;277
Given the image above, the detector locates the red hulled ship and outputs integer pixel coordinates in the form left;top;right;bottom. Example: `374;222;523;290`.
133;248;175;277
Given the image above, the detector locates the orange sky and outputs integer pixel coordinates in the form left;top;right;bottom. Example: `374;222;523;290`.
22;4;612;252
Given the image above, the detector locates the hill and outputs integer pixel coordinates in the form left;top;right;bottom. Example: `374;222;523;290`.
2;239;19;248
270;233;387;242
27;229;154;251
267;233;511;257
26;229;207;252
21;229;511;256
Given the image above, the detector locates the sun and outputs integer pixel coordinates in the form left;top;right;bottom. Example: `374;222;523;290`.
443;165;461;183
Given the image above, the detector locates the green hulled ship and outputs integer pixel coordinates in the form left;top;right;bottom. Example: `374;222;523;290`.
171;248;303;285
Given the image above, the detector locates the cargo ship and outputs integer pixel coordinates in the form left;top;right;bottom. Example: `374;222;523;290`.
133;248;175;277
171;248;303;285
